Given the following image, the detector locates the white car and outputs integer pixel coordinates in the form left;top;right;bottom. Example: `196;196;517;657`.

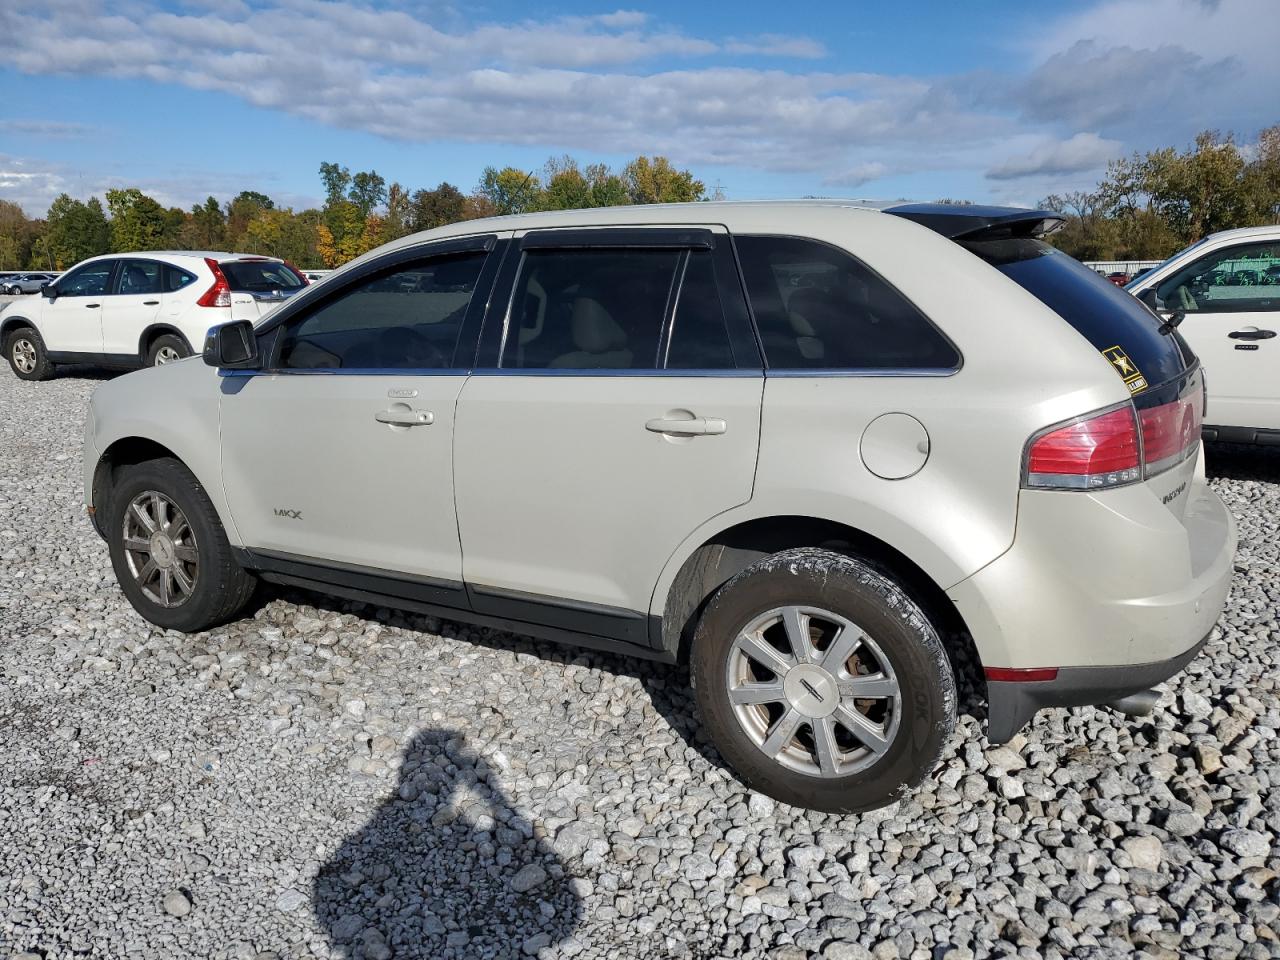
2;251;307;379
82;201;1234;811
1126;226;1280;444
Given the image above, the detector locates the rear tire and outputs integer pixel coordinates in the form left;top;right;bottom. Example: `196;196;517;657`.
691;547;956;813
106;457;257;632
6;326;55;381
147;334;190;366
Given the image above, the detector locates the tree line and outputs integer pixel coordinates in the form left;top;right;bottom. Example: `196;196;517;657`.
1041;124;1280;261
0;155;710;271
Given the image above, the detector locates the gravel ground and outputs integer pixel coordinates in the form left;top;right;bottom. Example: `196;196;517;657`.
1;367;1277;960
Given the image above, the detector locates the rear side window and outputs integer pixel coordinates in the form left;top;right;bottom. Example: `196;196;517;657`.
277;252;486;370
964;238;1190;390
502;247;735;370
734;236;959;370
221;260;306;292
115;259;162;295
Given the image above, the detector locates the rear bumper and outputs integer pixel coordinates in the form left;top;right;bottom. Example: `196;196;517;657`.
986;631;1210;743
1203;424;1280;446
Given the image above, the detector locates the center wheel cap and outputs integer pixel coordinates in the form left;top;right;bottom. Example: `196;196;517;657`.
783;664;839;719
150;533;176;569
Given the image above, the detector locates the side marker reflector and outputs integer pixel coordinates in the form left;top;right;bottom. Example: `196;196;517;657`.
985;667;1060;682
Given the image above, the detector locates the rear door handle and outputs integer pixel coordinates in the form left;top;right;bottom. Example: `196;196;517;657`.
85;303;101;308
375;408;434;426
645;416;727;436
1228;328;1276;341
143;300;159;306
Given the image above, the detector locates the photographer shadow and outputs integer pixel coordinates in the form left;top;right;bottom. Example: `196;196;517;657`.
313;728;583;959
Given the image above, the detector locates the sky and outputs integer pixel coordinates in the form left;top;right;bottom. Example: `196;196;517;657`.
0;0;1276;216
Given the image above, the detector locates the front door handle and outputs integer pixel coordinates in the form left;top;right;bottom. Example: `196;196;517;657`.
645;416;727;436
85;303;101;308
375;408;434;427
1228;328;1276;341
143;300;159;306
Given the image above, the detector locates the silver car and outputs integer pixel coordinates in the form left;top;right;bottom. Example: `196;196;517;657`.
2;273;56;295
81;201;1235;812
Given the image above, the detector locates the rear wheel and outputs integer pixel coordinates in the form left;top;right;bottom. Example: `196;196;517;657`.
691;547;956;813
147;334;190;366
6;326;55;381
106;457;256;632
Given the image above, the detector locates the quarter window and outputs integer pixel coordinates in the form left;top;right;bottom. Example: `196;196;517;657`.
165;265;197;292
56;261;115;297
1155;241;1280;313
734;236;959;370
277;252;487;370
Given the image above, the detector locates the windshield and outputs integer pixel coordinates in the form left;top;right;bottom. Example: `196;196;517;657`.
220;260;305;293
962;237;1193;393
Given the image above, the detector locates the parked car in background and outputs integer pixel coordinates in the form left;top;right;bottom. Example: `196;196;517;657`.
82;201;1234;812
2;252;307;379
2;273;56;295
1106;272;1130;286
1126;225;1280;444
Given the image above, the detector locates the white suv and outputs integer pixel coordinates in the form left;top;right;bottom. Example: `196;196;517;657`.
82;202;1235;811
1126;226;1280;444
2;251;307;379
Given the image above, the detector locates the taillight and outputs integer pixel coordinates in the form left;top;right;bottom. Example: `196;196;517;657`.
1024;406;1140;489
1023;373;1205;491
196;258;231;308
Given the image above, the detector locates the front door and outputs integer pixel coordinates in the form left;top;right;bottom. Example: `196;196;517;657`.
218;241;500;601
42;259;117;355
1152;238;1280;431
453;228;764;646
105;258;164;359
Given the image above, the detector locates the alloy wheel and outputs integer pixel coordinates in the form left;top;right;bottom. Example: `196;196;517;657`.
726;605;902;778
121;490;199;607
154;346;182;365
12;338;37;374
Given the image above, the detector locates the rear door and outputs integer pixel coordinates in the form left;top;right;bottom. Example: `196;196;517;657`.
452;227;763;648
1145;238;1280;433
103;258;163;358
41;259;117;354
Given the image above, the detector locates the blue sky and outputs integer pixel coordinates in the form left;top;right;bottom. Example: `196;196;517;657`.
1;0;1275;215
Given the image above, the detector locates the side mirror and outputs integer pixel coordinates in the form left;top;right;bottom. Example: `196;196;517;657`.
40;283;56;299
203;320;260;368
1138;287;1160;311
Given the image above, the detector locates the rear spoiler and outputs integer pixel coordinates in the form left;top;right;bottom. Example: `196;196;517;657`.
885;203;1065;241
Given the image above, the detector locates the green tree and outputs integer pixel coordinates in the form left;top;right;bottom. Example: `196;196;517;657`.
383;182;412;240
477;166;541;215
43;194;110;268
186;196;226;248
105;188;169;252
319;162;353;208
623;156;705;204
349;170;387;217
585;162;630;208
0;200;41;270
409;183;468;231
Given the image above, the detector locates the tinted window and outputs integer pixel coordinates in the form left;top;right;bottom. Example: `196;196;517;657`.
503;248;681;370
735;236;959;370
164;265;197;292
1155;240;1280;314
278;252;486;370
116;259;162;295
965;238;1189;389
664;250;735;369
221;260;306;292
56;261;114;297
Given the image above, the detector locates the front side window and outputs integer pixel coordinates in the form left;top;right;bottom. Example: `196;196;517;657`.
1155;241;1280;313
115;259;162;295
56;260;115;297
277;252;486;370
735;236;959;370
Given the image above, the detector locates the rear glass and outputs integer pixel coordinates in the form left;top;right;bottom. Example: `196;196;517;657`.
963;238;1191;392
220;260;305;292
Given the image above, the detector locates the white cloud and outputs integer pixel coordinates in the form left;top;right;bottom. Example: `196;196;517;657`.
823;162;889;188
0;119;97;138
986;132;1123;180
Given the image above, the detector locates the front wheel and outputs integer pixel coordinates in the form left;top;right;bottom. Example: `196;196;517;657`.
106;457;257;632
6;326;55;380
692;548;956;813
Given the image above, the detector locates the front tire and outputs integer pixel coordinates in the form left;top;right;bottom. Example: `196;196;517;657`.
6;326;55;380
147;334;190;366
691;548;956;813
106;457;256;632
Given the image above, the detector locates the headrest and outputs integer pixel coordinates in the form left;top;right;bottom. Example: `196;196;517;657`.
571;297;627;354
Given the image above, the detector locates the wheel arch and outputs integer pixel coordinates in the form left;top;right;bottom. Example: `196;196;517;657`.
654;513;984;690
1;314;36;342
137;324;193;363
